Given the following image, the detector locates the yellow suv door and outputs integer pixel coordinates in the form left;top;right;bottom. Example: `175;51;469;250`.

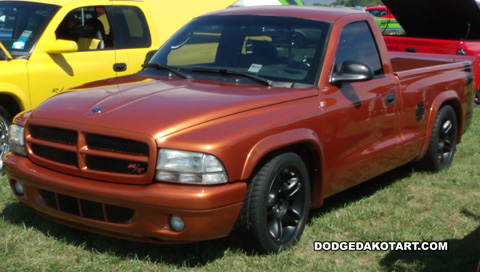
105;4;153;77
28;5;116;108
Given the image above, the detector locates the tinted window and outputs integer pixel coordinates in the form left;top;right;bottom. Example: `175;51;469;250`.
106;6;151;49
334;21;383;75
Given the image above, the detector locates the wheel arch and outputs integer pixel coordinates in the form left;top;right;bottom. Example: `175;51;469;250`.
0;92;24;121
418;90;463;161
240;128;326;208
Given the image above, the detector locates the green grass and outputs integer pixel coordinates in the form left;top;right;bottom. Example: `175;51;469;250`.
1;108;480;272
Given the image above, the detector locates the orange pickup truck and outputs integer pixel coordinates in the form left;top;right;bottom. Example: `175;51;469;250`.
3;7;476;253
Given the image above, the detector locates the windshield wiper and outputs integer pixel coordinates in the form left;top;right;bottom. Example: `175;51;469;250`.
142;63;193;79
191;67;275;86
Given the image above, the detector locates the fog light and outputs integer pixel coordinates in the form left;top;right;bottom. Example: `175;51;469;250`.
170;215;185;232
14;181;24;196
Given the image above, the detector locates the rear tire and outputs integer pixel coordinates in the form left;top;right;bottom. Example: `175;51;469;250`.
236;153;311;253
416;105;457;172
0;106;12;174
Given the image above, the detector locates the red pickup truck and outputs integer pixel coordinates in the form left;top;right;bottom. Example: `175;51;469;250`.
3;7;476;253
382;0;480;104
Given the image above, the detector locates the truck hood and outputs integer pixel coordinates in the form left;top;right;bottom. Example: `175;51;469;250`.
29;75;317;139
382;0;480;40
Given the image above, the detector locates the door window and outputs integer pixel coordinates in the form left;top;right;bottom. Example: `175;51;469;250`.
334;21;383;76
106;6;151;49
55;6;111;51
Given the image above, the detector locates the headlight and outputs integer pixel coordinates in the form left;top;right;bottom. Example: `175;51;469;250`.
8;124;26;156
156;149;228;185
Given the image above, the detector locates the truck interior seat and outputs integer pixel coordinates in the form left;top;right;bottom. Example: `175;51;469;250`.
77;18;106;50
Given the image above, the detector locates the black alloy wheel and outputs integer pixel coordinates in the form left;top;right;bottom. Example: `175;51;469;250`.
267;168;306;243
417;105;457;172
237;152;311;253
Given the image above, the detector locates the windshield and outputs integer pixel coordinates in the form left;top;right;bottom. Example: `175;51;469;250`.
0;1;59;58
147;15;330;87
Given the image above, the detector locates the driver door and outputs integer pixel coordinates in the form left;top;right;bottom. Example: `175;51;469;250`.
28;5;116;108
321;21;402;195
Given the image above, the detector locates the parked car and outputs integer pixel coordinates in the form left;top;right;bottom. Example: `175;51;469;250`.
3;6;475;253
0;0;235;173
366;6;394;18
365;6;403;35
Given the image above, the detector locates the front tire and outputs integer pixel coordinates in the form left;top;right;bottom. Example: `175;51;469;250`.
237;153;311;253
416;105;457;172
0;106;12;174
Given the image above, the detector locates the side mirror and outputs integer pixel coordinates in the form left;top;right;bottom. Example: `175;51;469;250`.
45;39;78;54
330;61;374;85
144;50;157;64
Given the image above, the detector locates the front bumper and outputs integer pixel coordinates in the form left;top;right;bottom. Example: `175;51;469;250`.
3;152;247;243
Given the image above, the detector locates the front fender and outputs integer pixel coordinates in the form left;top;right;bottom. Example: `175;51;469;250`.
240;128;326;208
240;128;322;180
0;59;29;111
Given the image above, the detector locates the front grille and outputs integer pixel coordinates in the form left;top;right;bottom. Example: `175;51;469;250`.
38;189;134;223
31;144;78;166
30;125;77;145
26;124;152;182
87;134;149;156
86;155;148;175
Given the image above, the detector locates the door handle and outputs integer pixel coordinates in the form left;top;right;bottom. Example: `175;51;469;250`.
385;93;396;105
113;63;127;72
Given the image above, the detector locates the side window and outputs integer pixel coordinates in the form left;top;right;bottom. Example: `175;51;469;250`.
106;6;151;49
55;6;112;51
334;21;383;76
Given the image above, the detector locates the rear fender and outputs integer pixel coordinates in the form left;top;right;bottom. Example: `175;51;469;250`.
417;90;462;161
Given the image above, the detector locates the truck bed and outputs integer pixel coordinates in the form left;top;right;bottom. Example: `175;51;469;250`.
389;52;475;137
389;52;476;75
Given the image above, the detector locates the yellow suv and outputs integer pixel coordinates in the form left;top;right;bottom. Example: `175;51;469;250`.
0;0;234;172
